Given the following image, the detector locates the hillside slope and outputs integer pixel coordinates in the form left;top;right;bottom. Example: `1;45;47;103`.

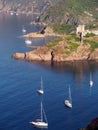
42;0;98;26
0;0;98;28
0;0;52;15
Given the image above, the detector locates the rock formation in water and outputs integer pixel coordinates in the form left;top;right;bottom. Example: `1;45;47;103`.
12;42;98;62
79;118;98;130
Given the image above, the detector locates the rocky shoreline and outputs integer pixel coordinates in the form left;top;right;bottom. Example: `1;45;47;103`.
12;32;98;63
21;26;62;39
12;44;98;63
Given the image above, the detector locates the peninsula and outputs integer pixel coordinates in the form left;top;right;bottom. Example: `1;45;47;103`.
12;33;98;63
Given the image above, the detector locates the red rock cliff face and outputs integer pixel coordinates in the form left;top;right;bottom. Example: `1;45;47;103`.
12;44;98;62
25;50;51;61
12;53;25;60
88;48;98;60
53;44;91;61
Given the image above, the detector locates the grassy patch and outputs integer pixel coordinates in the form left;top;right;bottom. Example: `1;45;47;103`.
53;24;75;34
65;34;80;42
68;42;79;51
63;41;79;54
46;37;63;49
84;33;96;38
84;39;98;51
66;35;75;41
64;50;71;55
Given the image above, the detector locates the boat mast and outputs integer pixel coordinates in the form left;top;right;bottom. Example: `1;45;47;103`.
69;86;72;103
41;101;43;122
90;72;92;81
42;106;48;123
41;77;43;90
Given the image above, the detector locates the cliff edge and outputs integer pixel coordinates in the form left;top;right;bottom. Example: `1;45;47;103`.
12;35;98;63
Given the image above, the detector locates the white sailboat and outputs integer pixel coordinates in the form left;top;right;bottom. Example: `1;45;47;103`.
30;101;48;128
37;77;44;95
22;28;26;33
10;11;14;15
90;72;93;87
22;25;26;33
65;86;72;108
25;39;32;45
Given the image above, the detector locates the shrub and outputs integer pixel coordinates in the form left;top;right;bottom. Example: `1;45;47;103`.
53;24;75;34
85;33;96;38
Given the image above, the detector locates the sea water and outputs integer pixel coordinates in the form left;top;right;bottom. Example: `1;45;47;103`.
0;13;98;130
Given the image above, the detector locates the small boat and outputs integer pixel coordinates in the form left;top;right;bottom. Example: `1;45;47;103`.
30;101;48;128
22;25;27;33
37;77;44;95
10;12;14;15
22;26;26;33
65;86;72;108
90;72;93;87
16;13;19;16
25;39;32;44
22;28;26;33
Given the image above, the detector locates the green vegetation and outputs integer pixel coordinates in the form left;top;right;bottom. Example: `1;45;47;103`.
46;32;98;55
84;33;96;38
66;34;98;52
46;34;80;55
68;41;79;51
65;34;79;53
46;37;63;49
64;41;79;55
3;0;98;30
84;39;98;51
66;34;78;41
43;0;98;27
53;24;75;34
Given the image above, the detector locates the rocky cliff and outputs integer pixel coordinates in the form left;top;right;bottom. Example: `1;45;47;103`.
0;0;51;15
12;35;98;63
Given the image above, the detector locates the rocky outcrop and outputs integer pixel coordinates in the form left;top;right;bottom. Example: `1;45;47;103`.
86;118;98;130
53;44;91;62
25;50;51;61
88;48;98;60
21;27;60;39
12;53;25;60
79;118;98;130
22;32;45;39
12;47;52;61
12;44;98;62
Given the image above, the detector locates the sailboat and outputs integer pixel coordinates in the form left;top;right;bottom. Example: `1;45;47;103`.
25;39;32;45
22;26;26;33
30;101;48;128
90;72;93;87
10;11;14;15
37;77;44;95
65;86;72;108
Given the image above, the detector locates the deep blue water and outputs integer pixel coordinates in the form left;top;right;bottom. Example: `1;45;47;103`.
0;13;98;130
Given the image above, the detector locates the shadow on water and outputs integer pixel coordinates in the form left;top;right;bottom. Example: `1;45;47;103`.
29;60;98;72
30;60;98;78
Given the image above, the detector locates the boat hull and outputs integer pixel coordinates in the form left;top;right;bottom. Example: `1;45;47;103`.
22;29;26;33
31;121;48;128
90;80;93;87
25;40;32;44
65;100;72;108
37;89;44;95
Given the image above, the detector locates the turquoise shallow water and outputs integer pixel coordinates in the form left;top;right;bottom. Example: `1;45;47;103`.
0;13;98;130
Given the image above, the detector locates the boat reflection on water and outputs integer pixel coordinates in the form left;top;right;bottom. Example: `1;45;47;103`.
89;72;93;87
